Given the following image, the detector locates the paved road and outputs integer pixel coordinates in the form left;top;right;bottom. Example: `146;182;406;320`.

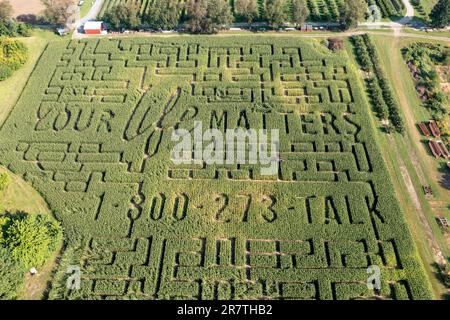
78;0;104;26
400;0;415;24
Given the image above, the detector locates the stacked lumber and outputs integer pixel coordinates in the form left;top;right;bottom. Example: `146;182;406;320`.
429;121;441;137
418;123;430;136
429;140;442;158
437;141;449;159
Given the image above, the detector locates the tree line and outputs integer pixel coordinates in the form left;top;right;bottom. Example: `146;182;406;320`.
103;0;368;33
3;0;448;34
91;0;450;31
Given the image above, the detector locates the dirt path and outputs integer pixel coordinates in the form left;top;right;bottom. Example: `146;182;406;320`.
388;134;446;267
387;33;448;269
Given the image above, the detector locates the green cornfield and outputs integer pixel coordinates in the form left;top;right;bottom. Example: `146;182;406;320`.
0;36;432;299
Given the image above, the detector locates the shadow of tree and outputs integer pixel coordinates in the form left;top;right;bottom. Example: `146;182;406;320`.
437;162;450;190
431;261;450;299
16;14;42;25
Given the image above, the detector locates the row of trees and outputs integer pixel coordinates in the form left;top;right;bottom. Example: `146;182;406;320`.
2;0;448;33
429;0;449;28
103;0;367;33
351;34;406;134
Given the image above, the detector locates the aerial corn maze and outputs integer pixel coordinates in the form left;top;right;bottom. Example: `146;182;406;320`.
0;36;432;299
98;0;404;23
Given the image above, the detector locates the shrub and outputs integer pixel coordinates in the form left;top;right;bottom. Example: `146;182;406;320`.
0;20;32;37
16;23;32;37
328;38;344;51
0;36;27;81
0;64;11;80
0;37;28;68
0;172;9;191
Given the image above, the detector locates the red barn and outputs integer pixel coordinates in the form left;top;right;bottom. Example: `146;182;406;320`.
84;21;104;35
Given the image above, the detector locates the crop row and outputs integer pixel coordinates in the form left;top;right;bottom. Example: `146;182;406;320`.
351;34;405;133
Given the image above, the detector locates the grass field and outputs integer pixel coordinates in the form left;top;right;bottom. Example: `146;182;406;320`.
0;167;50;217
0;35;434;299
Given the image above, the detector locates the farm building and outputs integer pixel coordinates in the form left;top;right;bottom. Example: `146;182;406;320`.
84;21;106;35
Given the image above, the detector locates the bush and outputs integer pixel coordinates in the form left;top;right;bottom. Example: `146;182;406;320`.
16;23;32;37
328;38;344;51
0;213;63;269
0;36;27;81
0;20;32;37
0;173;9;191
0;37;28;68
0;64;11;80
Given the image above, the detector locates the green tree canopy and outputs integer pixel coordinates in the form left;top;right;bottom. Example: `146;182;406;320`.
235;0;259;24
0;36;27;81
291;0;309;26
146;0;181;30
41;0;77;25
104;2;141;30
0;213;63;269
430;0;450;28
264;0;286;27
185;0;233;34
339;0;366;30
